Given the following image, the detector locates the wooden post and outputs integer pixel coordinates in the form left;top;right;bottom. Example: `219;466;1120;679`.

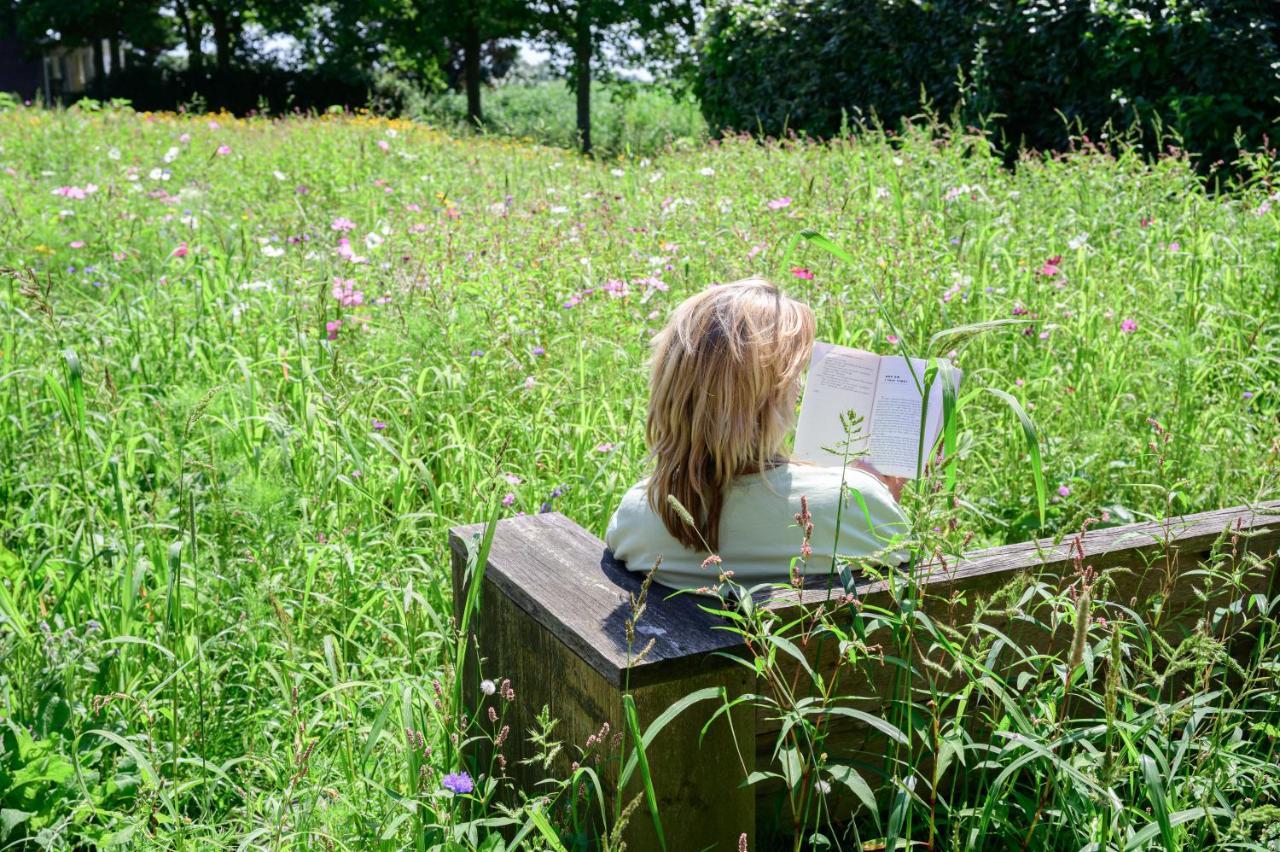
450;513;756;851
452;502;1280;848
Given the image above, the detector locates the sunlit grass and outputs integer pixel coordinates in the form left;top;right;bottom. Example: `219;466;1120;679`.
0;102;1277;848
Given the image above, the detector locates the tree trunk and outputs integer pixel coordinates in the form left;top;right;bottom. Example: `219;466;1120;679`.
112;38;125;78
176;0;204;86
462;20;483;126
208;5;233;109
574;8;592;155
91;37;106;98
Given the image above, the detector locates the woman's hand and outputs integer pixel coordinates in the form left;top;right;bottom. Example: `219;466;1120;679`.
850;459;907;502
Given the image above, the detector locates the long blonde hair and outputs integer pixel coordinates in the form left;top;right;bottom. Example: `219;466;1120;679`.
646;277;816;551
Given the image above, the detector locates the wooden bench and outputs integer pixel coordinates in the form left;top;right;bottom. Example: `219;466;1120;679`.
449;501;1280;850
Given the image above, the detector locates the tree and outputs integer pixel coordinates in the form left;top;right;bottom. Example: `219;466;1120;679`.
13;0;166;96
527;0;698;154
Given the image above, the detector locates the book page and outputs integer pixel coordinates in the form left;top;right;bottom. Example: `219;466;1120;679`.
867;356;951;478
792;342;880;465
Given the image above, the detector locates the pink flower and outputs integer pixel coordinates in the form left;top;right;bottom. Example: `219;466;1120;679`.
69;240;85;249
331;277;364;306
444;207;461;220
331;217;357;232
886;334;900;345
1012;304;1029;316
1120;318;1137;334
1168;241;1181;252
502;493;516;507
1058;484;1071;498
377;139;390;152
1037;255;1062;277
595;442;615;453
790;266;814;280
1139;216;1153;228
766;196;792;210
325;319;342;340
215;145;231;156
172;242;189;258
179;133;191;143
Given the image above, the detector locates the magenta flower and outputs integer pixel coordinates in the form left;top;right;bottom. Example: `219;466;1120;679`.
1120;318;1137;334
766;196;792;210
215;145;231;156
1168;241;1181;252
501;493;516;507
1012;304;1029;316
325;319;342;340
791;266;814;280
172;242;189;258
442;772;473;795
1058;484;1071;498
1037;255;1062;277
331;217;357;232
372;419;387;431
886;334;900;345
69;241;85;249
595;442;615;453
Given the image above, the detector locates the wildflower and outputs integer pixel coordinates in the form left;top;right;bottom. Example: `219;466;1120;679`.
372;419;387;431
69;241;84;249
523;376;536;390
164;146;180;163
1038;255;1062;277
1012;304;1029;316
699;167;715;176
263;245;284;258
701;554;722;570
441;772;473;795
1168;241;1181;252
532;346;546;356
377;139;390;152
470;349;484;357
790;266;814;280
1120;318;1137;334
480;679;496;696
886;334;899;345
1058;484;1071;498
501;492;516;508
172;242;189;258
503;472;522;485
216;145;231;156
1068;233;1089;250
595;442;615;453
1140;215;1153;228
331;217;357;232
814;779;832;795
766;196;792;210
331;277;364;307
1242;391;1254;399
1038;330;1050;340
611;168;625;177
875;186;891;200
179;132;191;143
364;232;384;249
325;319;342;340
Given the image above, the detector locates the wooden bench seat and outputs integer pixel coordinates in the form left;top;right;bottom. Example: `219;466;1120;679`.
450;501;1280;851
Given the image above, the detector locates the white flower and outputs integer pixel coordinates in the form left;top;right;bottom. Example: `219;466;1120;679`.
550;205;569;214
272;170;287;181
163;146;180;163
699;167;715;176
148;167;163;180
648;171;663;184
1068;233;1089;250
364;232;384;249
263;245;285;258
892;156;904;166
814;779;832;794
107;147;121;161
876;186;891;200
611;168;625;177
480;679;496;695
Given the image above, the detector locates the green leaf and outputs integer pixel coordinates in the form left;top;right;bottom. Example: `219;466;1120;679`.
622;693;667;852
984;387;1046;527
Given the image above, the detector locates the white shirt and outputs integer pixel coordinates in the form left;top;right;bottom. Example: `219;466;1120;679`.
605;463;911;594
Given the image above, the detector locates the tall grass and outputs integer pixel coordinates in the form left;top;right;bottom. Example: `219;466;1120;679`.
0;101;1276;848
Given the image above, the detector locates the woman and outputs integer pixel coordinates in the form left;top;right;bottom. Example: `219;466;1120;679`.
605;277;911;594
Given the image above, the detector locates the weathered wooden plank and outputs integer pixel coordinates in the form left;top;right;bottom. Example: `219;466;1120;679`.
449;521;756;850
450;512;743;689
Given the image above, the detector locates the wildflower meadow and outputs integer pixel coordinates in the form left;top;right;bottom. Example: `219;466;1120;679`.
1;103;1279;849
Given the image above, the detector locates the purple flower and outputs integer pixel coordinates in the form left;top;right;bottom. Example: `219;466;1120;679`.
1058;484;1071;498
502;493;515;507
550;485;566;499
470;349;484;357
442;772;473;795
1120;318;1137;334
539;502;552;513
532;346;546;356
331;217;357;232
1242;391;1254;399
372;419;387;431
766;196;793;210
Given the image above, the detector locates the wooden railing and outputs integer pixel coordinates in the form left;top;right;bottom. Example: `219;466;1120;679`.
449;501;1280;851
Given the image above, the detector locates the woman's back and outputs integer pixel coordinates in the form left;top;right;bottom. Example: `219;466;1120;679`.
606;463;909;593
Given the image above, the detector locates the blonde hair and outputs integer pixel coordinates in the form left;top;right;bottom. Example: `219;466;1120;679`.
646;277;816;551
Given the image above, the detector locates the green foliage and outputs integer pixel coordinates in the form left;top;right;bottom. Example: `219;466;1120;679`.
0;105;1277;847
697;0;1280;166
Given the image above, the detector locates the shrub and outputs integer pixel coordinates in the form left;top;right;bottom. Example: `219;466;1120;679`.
697;0;1280;164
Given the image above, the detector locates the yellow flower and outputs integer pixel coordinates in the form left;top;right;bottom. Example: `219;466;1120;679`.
34;244;53;255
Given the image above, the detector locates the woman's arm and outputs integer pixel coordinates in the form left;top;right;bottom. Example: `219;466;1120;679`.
850;459;906;502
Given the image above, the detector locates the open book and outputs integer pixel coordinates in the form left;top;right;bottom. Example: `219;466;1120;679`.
792;342;961;478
